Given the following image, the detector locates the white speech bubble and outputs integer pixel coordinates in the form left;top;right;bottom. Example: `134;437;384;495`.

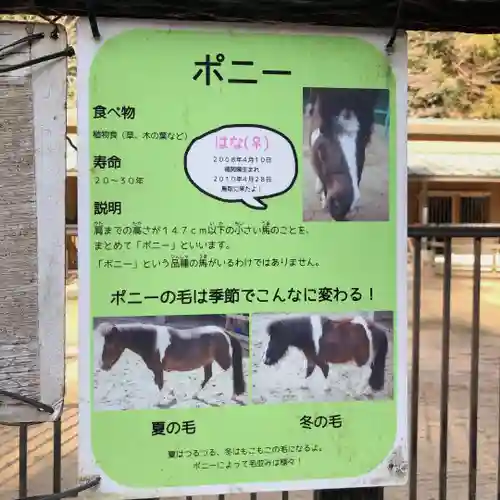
184;124;298;210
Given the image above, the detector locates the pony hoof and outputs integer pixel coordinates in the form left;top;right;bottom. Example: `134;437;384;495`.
193;396;221;407
320;194;327;209
363;388;375;399
231;396;246;406
193;396;205;405
157;398;178;409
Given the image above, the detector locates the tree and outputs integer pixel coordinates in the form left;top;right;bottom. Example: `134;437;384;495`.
408;31;500;118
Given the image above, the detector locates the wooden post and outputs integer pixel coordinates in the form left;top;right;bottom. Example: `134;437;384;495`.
0;21;66;423
419;180;429;262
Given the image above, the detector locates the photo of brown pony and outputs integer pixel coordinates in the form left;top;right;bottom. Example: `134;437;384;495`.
302;87;390;222
93;314;249;411
251;312;394;404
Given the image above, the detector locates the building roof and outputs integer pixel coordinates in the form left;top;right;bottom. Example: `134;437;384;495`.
407;118;500;142
408;140;500;179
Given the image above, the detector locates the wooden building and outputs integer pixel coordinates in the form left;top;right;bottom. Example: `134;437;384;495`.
408;119;500;275
408;119;500;226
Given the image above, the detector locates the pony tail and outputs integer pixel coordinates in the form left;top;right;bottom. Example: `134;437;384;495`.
368;326;388;391
228;335;245;396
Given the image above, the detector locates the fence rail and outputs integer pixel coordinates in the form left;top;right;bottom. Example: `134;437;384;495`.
2;224;500;500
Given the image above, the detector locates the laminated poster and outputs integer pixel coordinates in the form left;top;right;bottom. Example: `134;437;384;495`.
77;19;408;498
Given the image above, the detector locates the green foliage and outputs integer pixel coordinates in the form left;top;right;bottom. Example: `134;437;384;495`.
407;31;500;118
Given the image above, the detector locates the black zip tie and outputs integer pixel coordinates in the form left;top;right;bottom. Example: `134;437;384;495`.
0;32;45;62
35;12;62;39
0;388;55;414
385;0;404;55
0;45;75;75
87;0;101;40
13;476;101;500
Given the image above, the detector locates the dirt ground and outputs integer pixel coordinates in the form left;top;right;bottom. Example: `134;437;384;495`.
302;115;389;222
93;316;250;410
251;312;394;404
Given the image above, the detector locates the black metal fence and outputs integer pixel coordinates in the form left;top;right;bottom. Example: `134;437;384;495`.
2;224;500;500
408;224;500;500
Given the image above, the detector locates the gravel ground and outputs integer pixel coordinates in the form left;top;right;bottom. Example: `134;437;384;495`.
92;316;249;411
251;312;394;404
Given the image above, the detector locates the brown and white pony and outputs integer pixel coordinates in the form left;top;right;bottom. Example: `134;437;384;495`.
306;88;380;221
97;321;245;407
263;315;389;395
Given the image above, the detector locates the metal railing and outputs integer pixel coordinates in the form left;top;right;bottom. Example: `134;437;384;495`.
3;224;500;500
408;224;500;500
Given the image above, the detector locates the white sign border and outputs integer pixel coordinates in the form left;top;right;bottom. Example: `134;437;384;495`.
77;17;408;497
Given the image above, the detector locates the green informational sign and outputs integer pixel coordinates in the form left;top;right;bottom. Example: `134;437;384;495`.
78;19;408;497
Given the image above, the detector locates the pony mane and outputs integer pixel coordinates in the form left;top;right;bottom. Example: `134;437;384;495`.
266;318;285;335
95;321;117;337
266;316;313;337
